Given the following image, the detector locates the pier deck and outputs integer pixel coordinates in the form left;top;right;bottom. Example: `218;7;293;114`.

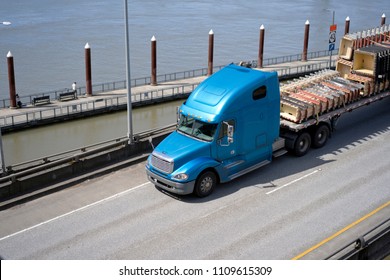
0;54;336;133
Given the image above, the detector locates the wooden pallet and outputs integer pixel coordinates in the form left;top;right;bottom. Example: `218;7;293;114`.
336;58;354;78
279;70;367;123
280;97;308;123
346;73;374;96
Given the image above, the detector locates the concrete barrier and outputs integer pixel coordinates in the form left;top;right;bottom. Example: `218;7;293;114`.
0;129;172;207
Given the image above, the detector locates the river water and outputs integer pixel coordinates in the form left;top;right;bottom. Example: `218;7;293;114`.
3;101;181;165
0;0;389;165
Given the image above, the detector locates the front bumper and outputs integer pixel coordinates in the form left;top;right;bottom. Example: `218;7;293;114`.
146;167;195;195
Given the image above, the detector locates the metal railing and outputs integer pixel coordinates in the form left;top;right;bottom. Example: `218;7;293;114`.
0;49;337;108
325;218;390;260
263;49;334;66
0;123;176;181
0;83;200;129
276;60;334;77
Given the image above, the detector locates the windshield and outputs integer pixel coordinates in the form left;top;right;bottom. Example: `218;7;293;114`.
177;115;218;142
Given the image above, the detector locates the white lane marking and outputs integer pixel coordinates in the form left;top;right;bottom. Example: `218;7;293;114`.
200;205;228;219
266;169;320;195
0;182;150;242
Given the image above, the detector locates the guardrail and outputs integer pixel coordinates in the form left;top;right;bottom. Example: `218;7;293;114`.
0;123;176;181
325;218;390;260
0;123;176;205
0;49;337;108
274;61;333;78
263;49;333;66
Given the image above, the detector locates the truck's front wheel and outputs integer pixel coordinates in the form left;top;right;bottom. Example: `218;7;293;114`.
194;171;216;197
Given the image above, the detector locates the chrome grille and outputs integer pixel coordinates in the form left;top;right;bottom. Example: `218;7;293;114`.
151;153;173;173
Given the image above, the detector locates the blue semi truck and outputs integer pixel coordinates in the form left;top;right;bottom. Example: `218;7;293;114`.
146;60;389;197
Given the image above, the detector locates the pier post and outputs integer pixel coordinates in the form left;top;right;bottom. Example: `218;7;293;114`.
302;20;310;62
381;13;386;26
258;25;265;68
151;36;157;86
344;17;350;35
207;29;214;76
85;43;92;96
7;51;17;109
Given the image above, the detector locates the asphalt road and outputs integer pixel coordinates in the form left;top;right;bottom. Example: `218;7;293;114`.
0;99;389;260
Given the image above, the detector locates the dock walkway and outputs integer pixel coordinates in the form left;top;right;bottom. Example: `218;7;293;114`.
0;54;336;132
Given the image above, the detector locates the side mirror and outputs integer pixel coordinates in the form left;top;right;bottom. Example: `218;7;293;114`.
176;107;180;124
224;121;234;144
227;126;234;144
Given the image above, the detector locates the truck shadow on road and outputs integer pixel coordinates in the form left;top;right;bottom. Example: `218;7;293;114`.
177;99;390;203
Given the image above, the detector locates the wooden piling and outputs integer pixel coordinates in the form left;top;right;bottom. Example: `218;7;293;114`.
7;51;16;108
151;36;157;86
302;20;310;62
207;29;214;76
258;25;265;68
344;17;350;35
85;43;92;96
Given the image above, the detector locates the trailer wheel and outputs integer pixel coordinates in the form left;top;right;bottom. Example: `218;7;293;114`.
312;124;330;148
194;171;216;197
294;132;311;157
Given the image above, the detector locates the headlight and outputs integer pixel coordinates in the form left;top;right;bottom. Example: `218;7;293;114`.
173;173;188;181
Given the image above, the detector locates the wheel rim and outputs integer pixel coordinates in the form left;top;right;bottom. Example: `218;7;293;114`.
299;138;308;151
317;133;325;144
200;176;213;193
315;126;329;147
294;132;311;156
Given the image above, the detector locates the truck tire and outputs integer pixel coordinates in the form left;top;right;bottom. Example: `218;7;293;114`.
294;132;311;157
312;124;330;148
194;171;216;197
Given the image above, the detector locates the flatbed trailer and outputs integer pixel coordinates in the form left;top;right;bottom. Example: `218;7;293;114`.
276;89;390;156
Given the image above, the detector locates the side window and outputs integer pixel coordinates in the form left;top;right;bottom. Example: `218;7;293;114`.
253;85;267;100
218;120;235;139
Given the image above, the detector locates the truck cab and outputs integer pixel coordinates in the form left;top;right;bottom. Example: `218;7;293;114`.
146;64;280;197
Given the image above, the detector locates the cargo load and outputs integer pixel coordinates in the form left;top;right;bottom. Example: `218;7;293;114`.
280;70;363;123
336;25;390;95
